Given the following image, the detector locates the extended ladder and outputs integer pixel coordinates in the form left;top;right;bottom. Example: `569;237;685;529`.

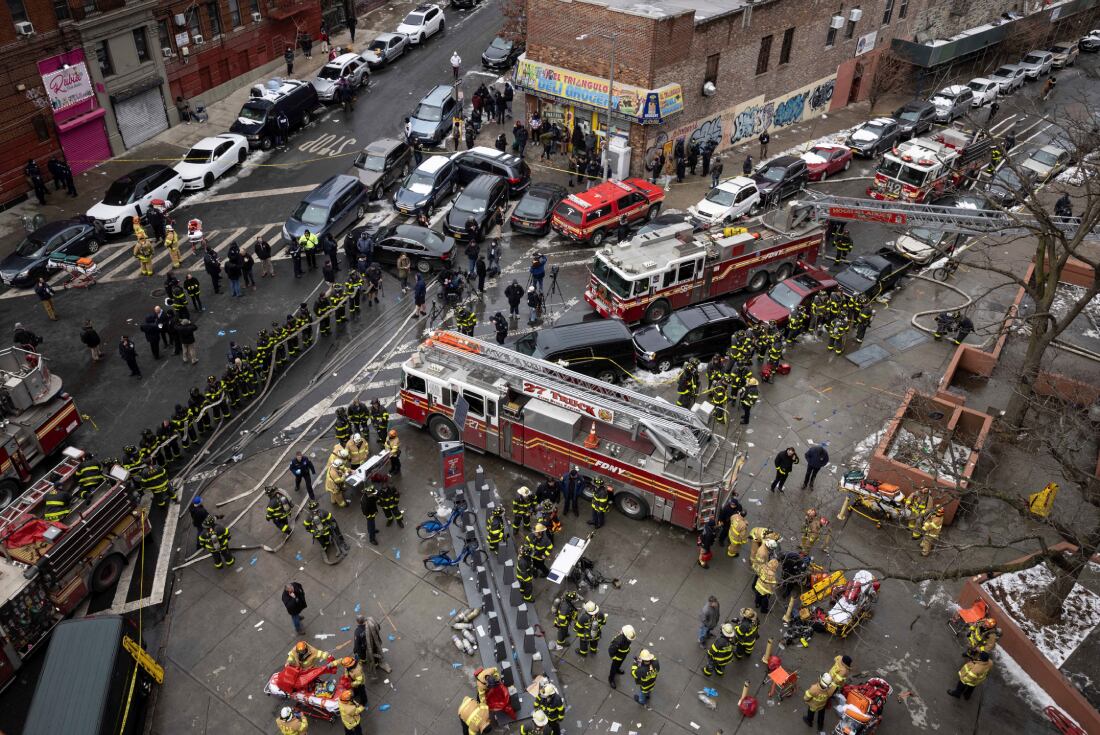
425;331;710;457
788;195;1099;242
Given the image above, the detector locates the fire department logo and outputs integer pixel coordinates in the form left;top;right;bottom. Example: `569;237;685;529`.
597;408;613;422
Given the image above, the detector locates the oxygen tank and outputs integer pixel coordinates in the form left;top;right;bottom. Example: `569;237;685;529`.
697;692;717;710
452;621;473;630
462;638;476;655
461;629;477;645
460;607;482;623
452;635;466;653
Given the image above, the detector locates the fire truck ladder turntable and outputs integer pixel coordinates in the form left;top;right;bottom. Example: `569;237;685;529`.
426;331;712;458
0;450;82;540
788;195;1100;242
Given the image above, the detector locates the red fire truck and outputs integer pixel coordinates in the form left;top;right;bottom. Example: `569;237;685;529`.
0;347;82;508
0;448;148;690
396;331;743;530
868;129;991;203
584;215;822;324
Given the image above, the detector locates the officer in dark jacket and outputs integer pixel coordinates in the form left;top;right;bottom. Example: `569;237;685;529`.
560;467;584;516
491;311;509;344
770;447;799;493
505;280;524;318
802;443;829;489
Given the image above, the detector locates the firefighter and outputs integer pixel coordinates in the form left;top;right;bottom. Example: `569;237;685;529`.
522;710;551;735
206;375;229;420
341;654;368;704
265;485;293;536
952;313;974;345
590;479;612;528
708;380;729;426
121;444;142;474
346;271;362;317
833;226;853;263
516;545;535;602
607;624;635;688
676;359;699;408
334;407;352;444
315;292;332;337
455;306;477;336
345;432;370;468
221;366;241;408
338;690;364;735
75;454;105;499
702;622;735;677
142;459;175;506
271;321;287;366
799;509;829;554
287;639;331;669
42;481;71;522
360;480;380;545
384;428;401;474
854;297;874;343
172;403;195;449
512;485;534;532
827;314;849;355
985;145;1003;175
948;651;993;700
934;311;960;340
732;608;759;660
377;475;404;527
803;672;838;730
368;399;389;444
921;506;944;556
754;557;779;613
706;354;724;389
631;649;659;707
905;486;931;539
750;528;779;574
486;505;506;553
534;681;565;735
346;398;368;436
303;500;335;553
235;358;257;400
739;376;759;425
525;522;553;577
551;590;580;648
325;457;350;508
535;499;561;538
255;329;273;370
276;708;309;734
828;654;852;687
765;337;785;378
297;302;314;348
809;292;828;335
199;516;234;568
727;508;748;557
575;600;607;657
966;618;1001;658
138;428;157;463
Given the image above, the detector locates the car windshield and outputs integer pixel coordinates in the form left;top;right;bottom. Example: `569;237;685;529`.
991;168;1023;189
907;227;938;244
402;12;424;25
489;37;511;51
931;96;952;107
453;193;486;214
512;333;539;355
967;82;988;92
14;236;47;256
369;40;387;52
993;67;1015;78
406;169;437;188
1052;45;1071;53
514;194;550;217
1023;54;1044;64
356;153;387;171
760;166;788;182
414;103;443;122
181;147;213;164
849;261;880;280
897;164;927;187
317;66;342;80
238;103;267;122
767;282;803;311
103;179;137;206
1031;149;1061;166
291;202;330;226
590;258;635;299
554;201;584;225
656;313;690;343
898;111;921;122
704;188;736;207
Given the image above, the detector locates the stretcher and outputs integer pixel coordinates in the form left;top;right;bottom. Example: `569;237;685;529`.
799;563;847;607
839;470;914;528
47;253;99;288
264;664;350;721
949;598;987;637
834;678;891;735
812;569;879;638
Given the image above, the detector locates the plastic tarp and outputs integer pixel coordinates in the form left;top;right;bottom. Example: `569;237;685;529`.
4;519;65;549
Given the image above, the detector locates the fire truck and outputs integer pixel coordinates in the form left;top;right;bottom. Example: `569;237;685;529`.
0;347;82;508
868;128;992;203
396;331;743;530
584;213;822;324
0;448;148;690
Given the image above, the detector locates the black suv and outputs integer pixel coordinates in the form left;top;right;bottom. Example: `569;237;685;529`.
444;174;508;240
351;138;412;200
510;183;568;235
452;146;531;196
751;155;808;207
632;302;746;372
482;36;524;70
893;100;937;139
845;117;901;158
511;319;636;383
393;155;457;216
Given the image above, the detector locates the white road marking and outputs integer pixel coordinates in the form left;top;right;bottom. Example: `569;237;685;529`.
199;183;317;204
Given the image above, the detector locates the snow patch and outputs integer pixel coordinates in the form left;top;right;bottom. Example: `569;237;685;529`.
998;649;1085;732
626;366;679;388
847;426;889;469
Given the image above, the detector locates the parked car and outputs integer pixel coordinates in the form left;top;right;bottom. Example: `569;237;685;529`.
987;64;1026;94
452;0;479;8
893;194;978;263
834;248;912;299
481;36;524;70
983;163;1037;207
1021;144;1072;181
451;146;530;195
741;267;837;325
230;78;318;150
345;223;456;272
1017;50;1053;79
282;175;368;244
408;84;458;146
632;302;747;373
1080;30;1100;53
930;85;973;122
312;53;370;102
393;155;457;216
510;182;567;235
87;165;183;235
1049;40;1079;67
173;133;249;190
801;144;853;181
967;78;999;106
395;3;445;45
351;138;413;199
687;176;760;228
551;178;664;246
443;174;508;240
893;100;937;139
512;319;636;383
750;155;808;206
363;33;408;68
0;219;104;287
845;118;901;158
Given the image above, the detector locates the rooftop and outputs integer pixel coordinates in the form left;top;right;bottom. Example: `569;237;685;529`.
572;0;753;24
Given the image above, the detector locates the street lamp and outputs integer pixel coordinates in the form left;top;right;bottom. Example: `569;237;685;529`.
577;31;619;179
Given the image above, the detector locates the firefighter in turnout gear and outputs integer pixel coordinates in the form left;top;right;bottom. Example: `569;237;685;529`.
854;298;874;343
42;481;71;522
590;479;612;528
265;485;293;535
732;608;759;660
905;486;932;539
534;682;565;735
315;293;332;337
632;649;659;707
702;622;735;677
486;505;506;552
142;460;175;506
139;428;156;463
575;600;607;656
827;315;849;355
810;292;829;335
75;454;105;499
384;429;401;474
276;707;308;734
199;516;235;568
368;399;389;444
334;407;352;443
727;508;748;557
676;360;699;408
516;545;535;602
512;485;534;532
284;314;300;357
325;457;350;507
786;305;809;341
832;225;853;263
172;403;195;448
360;479;380;545
377;475;403;527
948;651;993;700
707;380;729;425
525;523;553;576
347;398;368;436
303;500;338;554
607;624;635;688
121;444;142;474
966;618;1001;658
551;590;580;648
739;376;760;425
921;506;944;556
455;306;477;336
271;321;287;366
345;433;370;468
297;303;314;348
206;375;229;420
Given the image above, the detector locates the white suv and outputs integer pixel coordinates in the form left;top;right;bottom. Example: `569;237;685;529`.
688;176;760;228
966;78;999;106
396;3;444;45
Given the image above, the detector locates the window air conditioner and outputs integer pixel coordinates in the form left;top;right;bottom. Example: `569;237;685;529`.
193;34;205;44
251;11;261;21
848;8;862;21
829;15;845;29
162;47;174;57
181;46;190;56
174;13;186;26
15;21;34;36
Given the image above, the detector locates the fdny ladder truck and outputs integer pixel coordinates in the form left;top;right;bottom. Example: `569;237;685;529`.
396;331;743;530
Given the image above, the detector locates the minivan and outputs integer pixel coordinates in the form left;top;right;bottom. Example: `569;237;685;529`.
230;78;319;150
930;85;973;122
408;84;458;146
282;174;368;244
511;319;637;383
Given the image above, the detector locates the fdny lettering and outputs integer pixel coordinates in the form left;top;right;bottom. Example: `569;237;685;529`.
592;459;626;475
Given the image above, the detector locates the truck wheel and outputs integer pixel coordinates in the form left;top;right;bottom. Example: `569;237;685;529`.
747;270;770;292
645;204;661;222
595;368;618;384
775;263;794;281
91;554;126;593
590;228;606;247
428;414;459;442
643;299;671;324
0;479;18;509
613;490;649;520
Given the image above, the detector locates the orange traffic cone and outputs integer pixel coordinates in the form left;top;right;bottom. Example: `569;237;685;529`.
584;421;599;449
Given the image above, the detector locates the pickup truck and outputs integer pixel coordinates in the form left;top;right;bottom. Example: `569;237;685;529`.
833;248;913;299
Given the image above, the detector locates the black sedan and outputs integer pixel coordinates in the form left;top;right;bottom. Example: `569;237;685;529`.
632;302;746;373
0;219;103;287
345;223;457;273
509;183;567;235
751;155;808;207
482;36;524;70
983;164;1037;207
834;248;912;299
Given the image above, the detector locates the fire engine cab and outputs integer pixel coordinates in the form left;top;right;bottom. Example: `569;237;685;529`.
396;331;742;530
585;216;821;324
868;129;991;203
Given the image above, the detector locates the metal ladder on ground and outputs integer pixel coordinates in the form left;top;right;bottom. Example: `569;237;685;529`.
0;455;82;539
425;331;711;457
789;194;1099;242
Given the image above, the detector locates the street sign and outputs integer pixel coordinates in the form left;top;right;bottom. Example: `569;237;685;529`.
123;635;164;684
439;441;466;491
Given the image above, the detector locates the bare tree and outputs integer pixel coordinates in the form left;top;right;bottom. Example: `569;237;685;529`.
866;51;916;113
499;0;526;43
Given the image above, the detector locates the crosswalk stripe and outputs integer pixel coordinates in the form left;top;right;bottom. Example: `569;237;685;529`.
189;227;247;271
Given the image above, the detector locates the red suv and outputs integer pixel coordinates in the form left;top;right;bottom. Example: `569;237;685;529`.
551;178;664;246
741;265;836;325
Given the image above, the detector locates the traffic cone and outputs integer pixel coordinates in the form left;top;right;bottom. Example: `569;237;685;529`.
583;421;599;449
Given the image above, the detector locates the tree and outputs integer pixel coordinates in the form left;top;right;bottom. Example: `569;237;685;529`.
865;51;915;113
499;0;526;43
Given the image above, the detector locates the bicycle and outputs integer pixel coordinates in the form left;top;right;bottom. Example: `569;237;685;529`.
415;499;471;539
423;537;485;571
932;258;960;282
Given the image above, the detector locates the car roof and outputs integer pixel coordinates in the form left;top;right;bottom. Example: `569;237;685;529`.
765;155;801;167
190;136;232;148
992;63;1021;72
525;182;567;198
897;99;934;111
462;173;506;195
304;174;359;203
787;271;831;292
421;84;453;105
717;176;755;192
365;138;405;154
866;117;896;126
535;319;632;351
1033;143;1067;155
457;146;522;166
673;302;737;327
938;85;968;94
325;53;362;67
416;155;450;174
374;32;402;41
118;164;171;183
30;219;75;237
1025;49;1051;56
969;77;994;84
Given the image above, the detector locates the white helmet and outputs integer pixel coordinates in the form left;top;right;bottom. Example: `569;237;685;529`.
539;681;558;697
622;624;636;640
721;622;735;638
532;710;548;726
352;432;362;443
765;538;778;549
279;707;293;720
584;601;598;614
518;485;531;497
820;672;833;687
339;449;350;459
333;458;344;467
638;648;655;662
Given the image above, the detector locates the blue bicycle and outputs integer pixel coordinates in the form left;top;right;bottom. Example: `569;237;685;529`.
415;500;472;539
423;538;486;571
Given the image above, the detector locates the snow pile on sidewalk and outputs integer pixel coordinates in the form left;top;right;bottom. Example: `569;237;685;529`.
886;427;969;477
847;426;889;469
982;563;1100;668
1056;151;1099;185
997;649;1086;733
626;366;679;389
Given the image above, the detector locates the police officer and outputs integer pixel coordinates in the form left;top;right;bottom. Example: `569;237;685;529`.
560;466;583;517
300;230;319;270
491;311;509;344
607;624;635;688
486;505;506;553
199;516;235;568
265;485;293;536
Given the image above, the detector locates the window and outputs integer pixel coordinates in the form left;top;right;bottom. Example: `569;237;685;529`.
779;27;794;64
677;260;697;282
133;27;150;62
228;0;241;26
826;25;838;47
248;0;259;16
899;0;908;18
158;20;171;51
704;53;720;85
205;2;222;36
404;373;426;393
882;0;894;23
756;34;772;75
845;18;857;39
6;0;27;23
52;0;70;22
662;269;676;288
462;391;484;417
187;9;201;40
96;40;115;76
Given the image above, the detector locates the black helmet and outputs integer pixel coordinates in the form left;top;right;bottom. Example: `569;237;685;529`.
336;407;348;419
124;444;137;454
202;516;216;528
174;403;185;414
258;329;268;339
264;485;277;496
491;505;504;515
308;500;320;510
207;375;217;384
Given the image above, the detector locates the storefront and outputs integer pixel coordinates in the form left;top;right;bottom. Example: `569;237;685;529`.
37;50;112;175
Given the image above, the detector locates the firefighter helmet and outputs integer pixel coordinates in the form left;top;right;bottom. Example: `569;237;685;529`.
638;649;655;662
532;710;548;726
280;707;293;721
342;656;355;667
202;516;216;528
721;622;735;638
339;690;353;702
388;429;397;438
491;505;504;515
352;433;362;443
336;407;348;419
583;600;598;615
308;500;320;511
622;624;636;640
338;449;349;459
